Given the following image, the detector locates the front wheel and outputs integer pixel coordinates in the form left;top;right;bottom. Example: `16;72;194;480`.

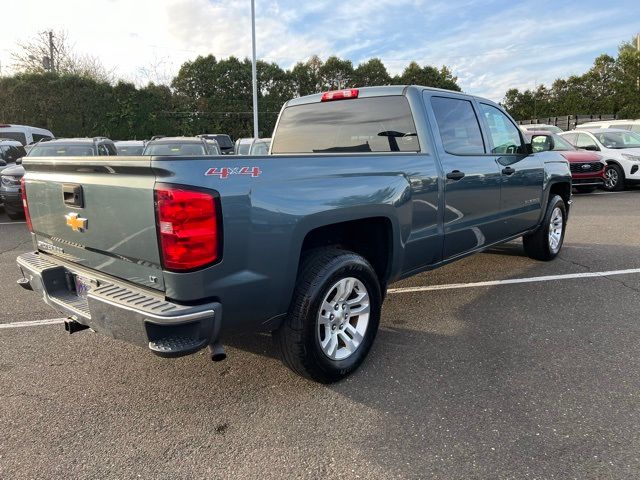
523;195;567;261
275;248;381;383
603;164;625;191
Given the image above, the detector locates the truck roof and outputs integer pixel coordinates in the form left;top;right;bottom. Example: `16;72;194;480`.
285;85;488;108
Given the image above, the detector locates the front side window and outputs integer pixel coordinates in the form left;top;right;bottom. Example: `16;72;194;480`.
576;133;598;149
430;96;485;155
272;96;420;154
479;103;523;154
32;133;52;143
98;144;109;156
561;133;578;145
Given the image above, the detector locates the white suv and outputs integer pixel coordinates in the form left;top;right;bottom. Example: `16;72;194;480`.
575;119;640;133
559;128;640;191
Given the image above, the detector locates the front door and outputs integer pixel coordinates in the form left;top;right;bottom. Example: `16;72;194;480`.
426;93;503;259
478;103;544;237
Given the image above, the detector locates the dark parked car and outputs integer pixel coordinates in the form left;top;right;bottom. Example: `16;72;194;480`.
198;134;234;154
1;137;116;220
142;137;219;156
526;131;605;193
0;140;26;173
17;86;571;383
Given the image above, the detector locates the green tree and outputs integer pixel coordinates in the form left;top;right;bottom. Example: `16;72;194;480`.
395;62;461;91
352;58;391;87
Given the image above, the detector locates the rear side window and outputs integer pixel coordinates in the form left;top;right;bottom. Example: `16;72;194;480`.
271;96;420;154
0;132;27;144
430;96;485;155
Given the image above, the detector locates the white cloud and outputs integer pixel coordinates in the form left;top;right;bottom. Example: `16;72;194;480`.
0;0;637;101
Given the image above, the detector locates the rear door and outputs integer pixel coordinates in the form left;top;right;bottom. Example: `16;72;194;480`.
425;92;503;259
23;156;164;291
477;103;544;237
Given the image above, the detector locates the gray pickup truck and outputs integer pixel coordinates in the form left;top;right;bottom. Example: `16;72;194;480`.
16;86;571;383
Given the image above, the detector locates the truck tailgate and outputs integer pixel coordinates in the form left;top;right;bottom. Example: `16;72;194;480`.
23;157;164;291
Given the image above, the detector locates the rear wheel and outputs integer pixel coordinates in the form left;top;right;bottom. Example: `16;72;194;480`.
523;195;567;261
276;248;381;383
603;164;624;191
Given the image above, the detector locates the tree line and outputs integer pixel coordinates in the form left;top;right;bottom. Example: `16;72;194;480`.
503;38;640;121
0;54;460;141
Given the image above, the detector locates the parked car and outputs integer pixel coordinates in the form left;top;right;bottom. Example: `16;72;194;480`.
520;124;563;134
197;134;234;155
575;119;640;133
27;137;118;157
115;140;146;156
559;128;640;191
17;86;571;383
526;131;605;193
0;164;25;220
235;137;253;155
0;124;54;145
1;138;117;220
205;139;221;155
142;137;217;156
0;139;26;172
248;138;271;155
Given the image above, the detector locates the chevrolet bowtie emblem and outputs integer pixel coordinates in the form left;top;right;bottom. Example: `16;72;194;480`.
65;212;88;232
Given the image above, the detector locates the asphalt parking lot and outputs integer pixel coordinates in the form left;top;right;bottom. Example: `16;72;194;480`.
1;190;639;479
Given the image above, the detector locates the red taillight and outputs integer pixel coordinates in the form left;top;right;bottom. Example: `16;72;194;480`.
20;178;33;232
321;88;359;102
154;186;220;271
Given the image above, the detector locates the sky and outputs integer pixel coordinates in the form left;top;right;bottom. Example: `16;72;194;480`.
1;0;638;101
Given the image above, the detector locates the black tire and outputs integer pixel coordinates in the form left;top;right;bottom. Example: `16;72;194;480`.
603;164;625;191
523;195;567;261
275;248;382;383
574;186;596;194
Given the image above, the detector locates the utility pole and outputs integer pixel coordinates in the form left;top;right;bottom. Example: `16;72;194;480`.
48;31;55;73
250;0;259;138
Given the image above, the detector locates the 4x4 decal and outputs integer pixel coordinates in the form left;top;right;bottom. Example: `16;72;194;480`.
204;166;262;179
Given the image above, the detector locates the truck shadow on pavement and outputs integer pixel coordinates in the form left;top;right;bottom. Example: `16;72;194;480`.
221;242;640;477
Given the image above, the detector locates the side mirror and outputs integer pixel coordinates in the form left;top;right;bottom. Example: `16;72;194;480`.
0;159;6;167
582;144;599;151
16;157;23;165
530;134;554;152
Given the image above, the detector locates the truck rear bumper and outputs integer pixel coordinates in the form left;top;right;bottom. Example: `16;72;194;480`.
17;252;221;357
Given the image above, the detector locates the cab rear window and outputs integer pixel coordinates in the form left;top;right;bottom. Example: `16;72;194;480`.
271;96;420;154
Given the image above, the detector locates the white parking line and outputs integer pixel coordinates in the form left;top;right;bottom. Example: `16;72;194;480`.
1;268;639;330
0;318;66;329
0;221;26;225
388;268;640;294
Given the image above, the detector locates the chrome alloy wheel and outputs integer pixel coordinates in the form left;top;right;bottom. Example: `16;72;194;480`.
317;277;370;361
548;206;564;254
604;167;618;189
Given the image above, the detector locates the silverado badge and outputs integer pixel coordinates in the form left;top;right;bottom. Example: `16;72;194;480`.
65;212;88;232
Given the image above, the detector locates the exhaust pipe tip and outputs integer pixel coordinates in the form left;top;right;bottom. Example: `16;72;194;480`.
208;343;227;362
17;278;33;291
